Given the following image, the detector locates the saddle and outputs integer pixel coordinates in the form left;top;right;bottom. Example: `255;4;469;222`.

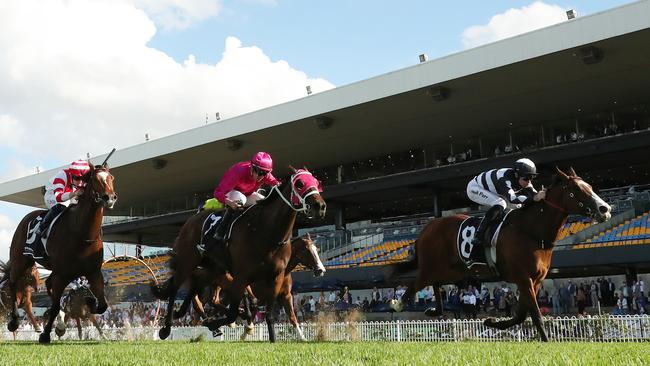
23;210;65;261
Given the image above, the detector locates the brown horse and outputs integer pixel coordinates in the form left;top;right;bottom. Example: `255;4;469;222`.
7;163;117;343
181;234;325;341
54;285;106;340
151;167;326;341
390;168;611;341
0;261;41;333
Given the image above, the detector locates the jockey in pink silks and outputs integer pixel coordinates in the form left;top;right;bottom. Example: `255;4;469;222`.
196;152;280;257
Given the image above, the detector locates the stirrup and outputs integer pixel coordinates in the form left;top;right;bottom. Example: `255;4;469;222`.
196;244;206;256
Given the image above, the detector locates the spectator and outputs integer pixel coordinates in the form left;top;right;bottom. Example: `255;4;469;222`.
614;292;628;315
552;287;562;315
576;287;587;315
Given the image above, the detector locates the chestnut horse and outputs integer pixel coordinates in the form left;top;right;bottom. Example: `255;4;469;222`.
151;167;326;341
390;168;611;341
7;163;117;343
0;261;41;332
179;234;325;341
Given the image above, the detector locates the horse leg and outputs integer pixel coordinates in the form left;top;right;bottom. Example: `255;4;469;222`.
424;284;444;317
191;294;207;319
239;296;254;341
204;279;246;337
23;290;42;332
39;275;68;344
174;282;200;319
76;318;82;340
528;281;549;342
265;300;277;343
283;292;305;341
7;259;32;332
86;270;107;314
159;284;178;340
91;315;105;339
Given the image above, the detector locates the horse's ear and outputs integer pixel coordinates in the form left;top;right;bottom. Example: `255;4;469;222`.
555;166;569;180
567;166;577;177
305;232;311;241
288;165;297;173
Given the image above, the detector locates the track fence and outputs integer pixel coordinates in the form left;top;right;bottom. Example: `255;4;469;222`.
2;315;649;342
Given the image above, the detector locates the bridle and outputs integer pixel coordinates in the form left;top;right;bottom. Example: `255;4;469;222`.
270;170;322;215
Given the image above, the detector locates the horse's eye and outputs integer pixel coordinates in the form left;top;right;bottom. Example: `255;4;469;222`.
295;180;304;189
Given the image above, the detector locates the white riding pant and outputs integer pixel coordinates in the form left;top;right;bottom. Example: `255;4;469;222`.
466;180;519;209
226;190;265;207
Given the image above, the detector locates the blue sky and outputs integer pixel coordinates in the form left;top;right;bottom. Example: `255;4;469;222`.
0;0;636;260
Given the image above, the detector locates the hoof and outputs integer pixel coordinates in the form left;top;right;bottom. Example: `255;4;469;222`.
39;332;51;344
423;307;440;317
388;299;403;312
228;322;236;328
55;326;66;338
158;326;171;340
483;318;497;327
211;329;223;338
7;318;19;332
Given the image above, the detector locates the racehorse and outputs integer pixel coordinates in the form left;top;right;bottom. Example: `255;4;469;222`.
6;163;117;343
55;285;106;340
0;261;41;333
390;167;611;341
151;167;326;341
178;234;325;341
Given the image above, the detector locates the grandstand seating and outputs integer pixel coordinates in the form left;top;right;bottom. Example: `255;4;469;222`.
102;254;171;286
324;238;415;269
556;217;597;241
573;211;650;249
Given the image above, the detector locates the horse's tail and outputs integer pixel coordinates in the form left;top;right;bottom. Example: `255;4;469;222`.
0;259;10;284
385;240;418;280
150;277;172;300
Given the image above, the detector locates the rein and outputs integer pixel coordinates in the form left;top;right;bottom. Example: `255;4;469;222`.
543;198;565;213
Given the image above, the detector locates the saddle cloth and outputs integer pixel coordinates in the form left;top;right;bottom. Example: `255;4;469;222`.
200;213;222;245
456;211;511;268
23;210;65;260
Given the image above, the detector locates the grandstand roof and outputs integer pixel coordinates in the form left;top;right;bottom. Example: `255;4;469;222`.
2;0;650;214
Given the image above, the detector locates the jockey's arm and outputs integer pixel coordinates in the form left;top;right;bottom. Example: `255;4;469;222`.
213;167;241;204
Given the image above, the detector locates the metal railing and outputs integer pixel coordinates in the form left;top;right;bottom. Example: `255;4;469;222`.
3;315;648;342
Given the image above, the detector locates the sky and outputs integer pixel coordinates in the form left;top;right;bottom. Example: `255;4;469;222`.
0;0;636;260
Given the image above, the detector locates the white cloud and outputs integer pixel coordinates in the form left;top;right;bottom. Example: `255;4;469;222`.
0;214;17;262
131;0;223;30
461;1;568;49
0;0;335;174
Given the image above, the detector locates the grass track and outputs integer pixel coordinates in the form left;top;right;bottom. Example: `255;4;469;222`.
1;341;649;365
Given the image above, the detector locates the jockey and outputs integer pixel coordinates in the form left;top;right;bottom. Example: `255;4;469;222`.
196;152;280;256
70;276;88;290
33;160;91;239
466;158;545;259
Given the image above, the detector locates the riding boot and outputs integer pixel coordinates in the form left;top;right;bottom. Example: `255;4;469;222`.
468;205;504;267
34;204;66;239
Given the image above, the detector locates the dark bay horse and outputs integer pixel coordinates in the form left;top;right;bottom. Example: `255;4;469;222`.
55;285;106;340
0;261;41;333
7;163;117;343
390;168;611;341
181;234;325;341
151;167;326;341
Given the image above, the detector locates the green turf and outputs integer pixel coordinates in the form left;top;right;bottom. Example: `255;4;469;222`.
0;341;649;366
